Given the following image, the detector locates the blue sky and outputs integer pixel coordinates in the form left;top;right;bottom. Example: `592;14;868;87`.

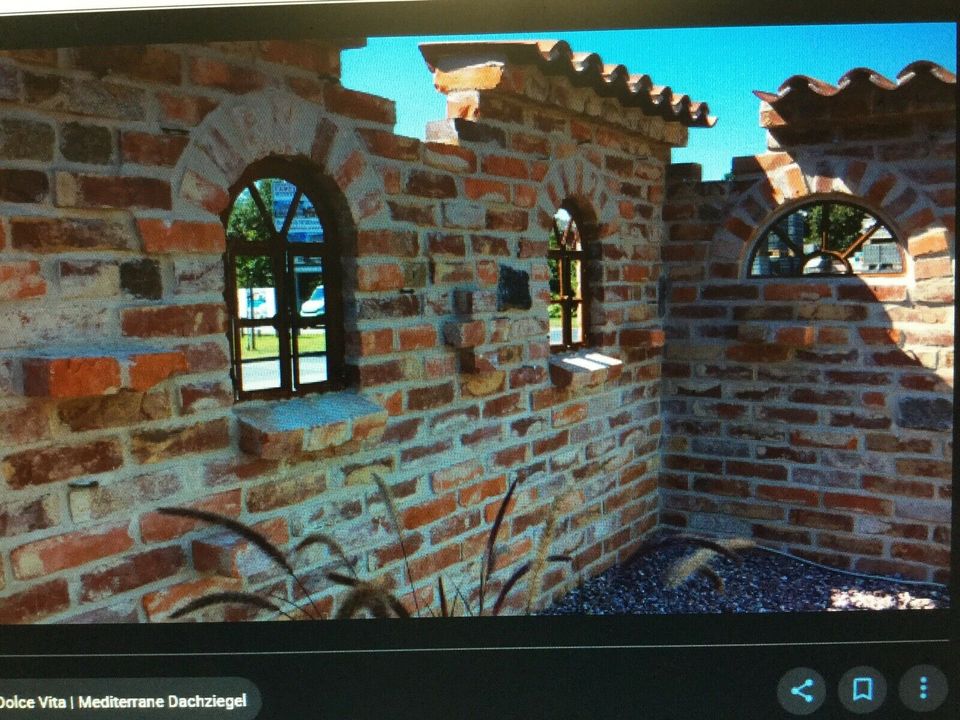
342;23;956;180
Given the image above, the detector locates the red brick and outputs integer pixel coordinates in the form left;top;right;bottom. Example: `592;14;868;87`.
823;492;893;516
891;542;950;566
620;328;665;348
65;174;171;210
181;170;229;213
178;341;229;372
157;92;219;126
398;325;437;351
857;327;902;345
23;356;121;398
80;546;186;603
0;579;70;623
138;219;225;253
142;576;242;621
4;439;123;489
247;475;326;512
789;509;854;532
493;443;529;468
140;489;241;543
358;128;420;160
189;57;264;92
431;460;484;493
357;229;419;257
836;284;907;302
755;484;818;506
726;460;787;481
481;154;528;179
552;402;588;428
861;475;934;498
121;131;188;166
122;303;226;337
406;170;456;198
407;545;460;583
0;261;45;299
459;475;507;507
790;430;857;450
12;524;133;579
258;39;340;75
401;495;456;530
407;382;454;411
894;458;951;479
0;494;60;538
74;45;181;83
443;320;485;348
357;263;404;292
324;84;395;124
726;343;791;363
128;351;189;391
131;419;230;464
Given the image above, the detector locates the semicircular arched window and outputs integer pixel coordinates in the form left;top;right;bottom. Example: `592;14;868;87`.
747;199;903;278
223;159;346;400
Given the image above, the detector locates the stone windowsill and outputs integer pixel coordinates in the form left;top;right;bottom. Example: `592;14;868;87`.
549;350;623;389
235;392;388;460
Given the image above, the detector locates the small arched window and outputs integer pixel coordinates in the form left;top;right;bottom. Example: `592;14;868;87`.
223;159;345;400
747;198;903;278
549;202;592;350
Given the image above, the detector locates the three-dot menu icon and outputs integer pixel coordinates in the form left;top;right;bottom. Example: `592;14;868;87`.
898;665;948;712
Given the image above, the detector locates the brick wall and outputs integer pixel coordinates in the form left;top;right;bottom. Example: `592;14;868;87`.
660;68;954;583
0;40;693;622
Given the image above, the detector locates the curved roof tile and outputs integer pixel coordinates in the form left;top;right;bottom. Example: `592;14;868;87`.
420;40;714;128
754;60;956;119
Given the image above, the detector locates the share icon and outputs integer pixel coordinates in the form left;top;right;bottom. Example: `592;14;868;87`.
778;668;826;715
791;678;815;703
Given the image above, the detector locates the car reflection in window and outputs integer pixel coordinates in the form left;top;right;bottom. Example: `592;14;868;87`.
300;285;325;317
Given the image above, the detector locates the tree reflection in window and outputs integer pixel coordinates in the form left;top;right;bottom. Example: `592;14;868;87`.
748;200;902;277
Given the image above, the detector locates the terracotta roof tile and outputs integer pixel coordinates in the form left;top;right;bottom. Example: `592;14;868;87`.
419;40;715;128
755;60;956;127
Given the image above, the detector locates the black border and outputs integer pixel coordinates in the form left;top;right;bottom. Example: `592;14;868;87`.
0;2;956;717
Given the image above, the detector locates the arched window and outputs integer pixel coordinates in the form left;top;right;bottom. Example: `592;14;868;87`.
223;159;345;399
747;198;903;278
549;202;592;350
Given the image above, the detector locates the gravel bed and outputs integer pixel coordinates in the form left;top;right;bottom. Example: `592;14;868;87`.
540;543;950;615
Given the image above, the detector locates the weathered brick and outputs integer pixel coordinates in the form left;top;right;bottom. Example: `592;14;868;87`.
12;524;133;579
0;117;54;160
60;122;113;164
58;173;171;210
58;389;171;432
0;261;45;300
0;168;49;203
0;495;60;538
407;382;455;411
140;489;241;543
11;217;135;252
789;509;854;532
74;45;182;83
4;439;123;489
131;419;230;464
122;304;226;338
0;579;70;623
80;546;186;603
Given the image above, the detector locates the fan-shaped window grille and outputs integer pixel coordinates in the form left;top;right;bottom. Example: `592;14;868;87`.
747;200;902;278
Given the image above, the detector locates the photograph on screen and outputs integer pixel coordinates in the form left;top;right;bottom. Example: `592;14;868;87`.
0;21;953;624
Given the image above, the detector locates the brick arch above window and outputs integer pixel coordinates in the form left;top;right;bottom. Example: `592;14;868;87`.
706;157;952;281
169;87;384;223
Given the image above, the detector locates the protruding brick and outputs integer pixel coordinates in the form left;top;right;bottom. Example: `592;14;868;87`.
22;356;120;399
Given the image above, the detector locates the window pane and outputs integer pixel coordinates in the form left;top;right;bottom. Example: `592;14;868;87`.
234;256;276;320
549;304;563;345
570;258;582;299
288;193;325;244
227;187;273;243
262;178;290;234
293;257;325;319
295;327;328;386
548;257;561;300
238;329;282;392
571;303;583;345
